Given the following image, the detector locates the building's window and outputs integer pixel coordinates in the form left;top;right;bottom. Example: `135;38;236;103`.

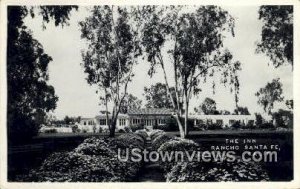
146;119;153;126
133;119;139;125
99;119;106;126
84;121;86;125
119;119;126;126
159;119;166;124
216;119;223;125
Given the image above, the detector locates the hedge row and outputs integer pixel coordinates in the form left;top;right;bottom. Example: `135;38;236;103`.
149;130;270;182
16;130;148;182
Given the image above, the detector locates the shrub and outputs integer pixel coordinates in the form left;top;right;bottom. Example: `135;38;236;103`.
244;121;256;130
25;152;126;182
151;133;173;151
17;133;147;182
194;123;208;130
74;137;116;157
154;124;169;131
124;126;132;133
82;128;88;133
166;117;179;131
231;121;241;129
207;123;222;130
44;128;57;133
106;133;145;180
130;124;144;132
71;125;80;133
108;133;145;151
157;138;199;172
260;122;275;129
272;109;293;128
149;129;165;140
118;129;126;133
166;159;269;182
153;118;179;131
135;130;148;141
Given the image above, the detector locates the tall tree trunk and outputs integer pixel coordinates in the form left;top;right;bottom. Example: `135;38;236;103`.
183;90;189;137
174;113;185;138
109;110;117;137
158;53;185;138
104;88;110;134
109;119;116;137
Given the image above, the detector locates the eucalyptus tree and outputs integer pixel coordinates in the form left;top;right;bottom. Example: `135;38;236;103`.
256;6;293;68
79;6;141;137
255;78;284;115
140;6;241;137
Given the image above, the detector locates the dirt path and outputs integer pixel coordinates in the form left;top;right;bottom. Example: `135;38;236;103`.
137;137;165;182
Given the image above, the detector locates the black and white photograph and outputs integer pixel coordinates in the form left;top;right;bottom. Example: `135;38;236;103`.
0;1;298;187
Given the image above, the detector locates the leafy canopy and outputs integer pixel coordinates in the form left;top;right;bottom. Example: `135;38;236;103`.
144;83;180;109
7;6;77;143
255;78;284;114
140;6;241;110
256;6;293;67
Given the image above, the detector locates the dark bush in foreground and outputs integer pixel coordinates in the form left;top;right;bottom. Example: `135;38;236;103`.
108;133;145;150
166;160;270;182
151;133;172;151
135;130;148;141
149;129;165;141
15;132;146;182
157;138;200;172
149;129;270;182
74;137;116;157
18;152;126;182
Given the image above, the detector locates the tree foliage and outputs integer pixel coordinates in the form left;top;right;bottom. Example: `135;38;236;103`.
286;99;293;109
139;6;241;137
272;109;293;128
144;82;181;109
255;78;284;114
256;6;293;67
79;6;142;137
7;6;76;144
120;94;142;114
233;106;250;115
195;97;218;115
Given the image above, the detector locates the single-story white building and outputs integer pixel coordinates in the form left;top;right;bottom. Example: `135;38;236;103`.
189;114;255;127
78;109;257;130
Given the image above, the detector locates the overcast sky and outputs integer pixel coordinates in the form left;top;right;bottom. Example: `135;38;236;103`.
23;6;293;119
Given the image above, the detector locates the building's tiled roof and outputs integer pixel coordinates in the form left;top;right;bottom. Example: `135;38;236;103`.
127;108;173;115
189;114;254;119
80;118;94;120
95;113;128;119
